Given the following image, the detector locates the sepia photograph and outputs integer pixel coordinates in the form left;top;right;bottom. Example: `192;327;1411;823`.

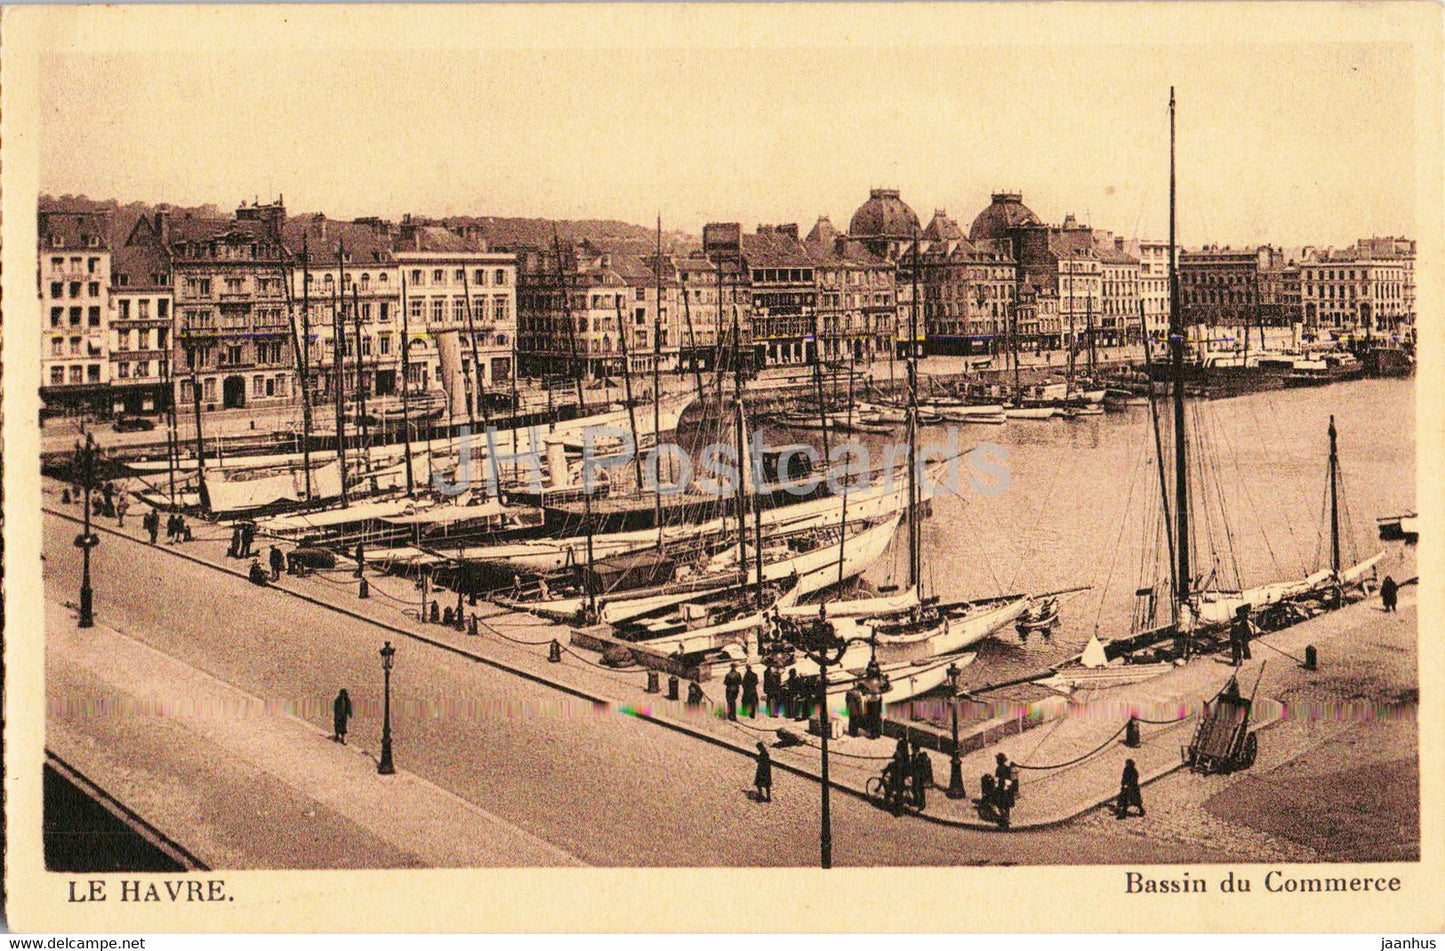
2;2;1440;934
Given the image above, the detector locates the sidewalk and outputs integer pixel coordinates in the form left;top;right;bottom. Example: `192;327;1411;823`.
46;593;583;869
43;480;1413;832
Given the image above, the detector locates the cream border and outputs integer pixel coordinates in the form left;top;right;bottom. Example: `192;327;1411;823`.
3;2;1442;933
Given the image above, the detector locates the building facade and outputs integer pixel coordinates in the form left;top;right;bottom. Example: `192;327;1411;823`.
109;235;174;415
39;211;112;414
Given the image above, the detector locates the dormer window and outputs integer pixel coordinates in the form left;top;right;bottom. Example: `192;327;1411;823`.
51;235;64;249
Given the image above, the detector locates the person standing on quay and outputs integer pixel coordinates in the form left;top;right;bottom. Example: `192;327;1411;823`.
912;745;934;810
753;742;773;803
269;545;285;581
763;664;781;718
332;689;353;744
1381;575;1399;613
1115;758;1145;819
144;509;159;545
723;663;743;721
115;495;130;528
741;665;760;718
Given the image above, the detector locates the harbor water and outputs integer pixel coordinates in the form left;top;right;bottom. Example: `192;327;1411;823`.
731;377;1416;688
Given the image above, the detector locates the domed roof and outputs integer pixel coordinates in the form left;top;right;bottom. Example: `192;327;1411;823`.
968;192;1042;241
848;188;920;240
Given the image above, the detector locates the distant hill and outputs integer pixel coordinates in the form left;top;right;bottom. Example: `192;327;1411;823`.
38;195;696;252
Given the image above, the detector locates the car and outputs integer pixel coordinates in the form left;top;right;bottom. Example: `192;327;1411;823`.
113;414;156;432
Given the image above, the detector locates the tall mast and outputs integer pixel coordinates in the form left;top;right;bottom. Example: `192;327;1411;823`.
352;284;370;469
550;227;587;415
680;270;706;401
1085;288;1096;378
332;239;350;507
189;349;209;511
295;237;314;501
1328;414;1340;577
652;215;665;536
1011;299;1022;397
1169;86;1190;616
908;232;922;589
461;267;492;494
400;270;415;497
732;306;748;586
613;295;645;492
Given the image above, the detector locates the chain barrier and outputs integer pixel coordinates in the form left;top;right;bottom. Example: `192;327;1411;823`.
1011;721;1129;771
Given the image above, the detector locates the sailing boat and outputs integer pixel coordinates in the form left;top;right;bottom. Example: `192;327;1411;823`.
1065;89;1382;673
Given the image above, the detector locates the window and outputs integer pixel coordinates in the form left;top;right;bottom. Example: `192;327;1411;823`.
433;269;444;284
377;272;388;284
138;299;151;319
360;273;371;288
494;269;507;286
362;302;372;321
51;338;63;356
379;302;390;322
50;282;63;298
51;366;65;385
117;329;131;351
50;307;63;328
410;299;423;321
455;269;465;283
88;282;100;297
69;366;83;385
494;296;509;322
453;299;466;321
87;365;101;383
410;269;423;285
70;337;81;355
379;334;392;355
117;362;130;380
431;300;444;322
69;306;82;326
204;379;216;401
254;376;266;397
474;269;486;286
157;298;169;320
51;257;63;272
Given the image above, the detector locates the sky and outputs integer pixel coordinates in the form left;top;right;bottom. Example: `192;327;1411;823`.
36;10;1420;249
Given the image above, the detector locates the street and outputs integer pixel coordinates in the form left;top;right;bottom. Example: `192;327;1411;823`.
43;509;1229;868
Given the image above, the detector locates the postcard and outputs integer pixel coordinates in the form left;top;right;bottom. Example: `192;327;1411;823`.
2;1;1440;933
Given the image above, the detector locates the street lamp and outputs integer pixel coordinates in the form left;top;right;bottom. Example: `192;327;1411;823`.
73;434;99;628
378;640;397;775
782;614;888;870
945;662;968;799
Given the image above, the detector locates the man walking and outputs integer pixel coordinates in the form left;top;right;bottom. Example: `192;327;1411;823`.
1115;758;1145;818
269;545;285;582
144;509;159;545
912;745;934;810
1230;605;1254;666
741;665;760;719
115;496;130;528
1381;575;1399;613
332;688;353;744
723;663;743;721
753;742;773;803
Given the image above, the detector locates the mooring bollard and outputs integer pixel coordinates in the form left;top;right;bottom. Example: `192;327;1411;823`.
358;577;370;600
1303;644;1318;671
468;614;479;637
1124;715;1141;748
667;675;680;701
645;670;661;694
548;640;562;663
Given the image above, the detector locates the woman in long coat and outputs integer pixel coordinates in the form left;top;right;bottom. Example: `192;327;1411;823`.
753;742;773;803
333;689;353;744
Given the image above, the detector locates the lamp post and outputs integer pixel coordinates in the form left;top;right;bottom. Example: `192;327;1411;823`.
378;640;397;775
73;434;99;628
945;662;967;799
783;614;888;870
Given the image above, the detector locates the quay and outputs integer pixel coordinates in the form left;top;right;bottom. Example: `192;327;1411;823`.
43;475;1417;862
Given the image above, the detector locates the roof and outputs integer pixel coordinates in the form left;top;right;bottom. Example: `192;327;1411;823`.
739;230;813;268
805;216;841;246
848;188;920;240
282;216;397;265
968;192;1042;241
110;243;171;291
1095;246;1139;265
922;209;965;243
38;211;111;252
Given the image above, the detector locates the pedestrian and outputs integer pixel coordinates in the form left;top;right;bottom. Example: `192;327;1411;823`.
1381;575;1399;613
241;523;255;558
180;520;192;542
845;684;863;737
1230;604;1254;666
783;669;799;719
1115;757;1145;818
227;523;240;557
763;664;781;717
355;541;366;578
61;488;71;505
886;738;910;815
753;742;773;803
912;746;934;810
429;601;440;624
166;512;179;542
248;560;269;586
269;545;284;581
332;688;353;744
115;496;130;528
723;663;742;721
741;665;760;718
686;681;705;708
144;509;159;545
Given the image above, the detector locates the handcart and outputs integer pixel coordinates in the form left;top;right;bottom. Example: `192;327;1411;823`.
1182;663;1265;774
